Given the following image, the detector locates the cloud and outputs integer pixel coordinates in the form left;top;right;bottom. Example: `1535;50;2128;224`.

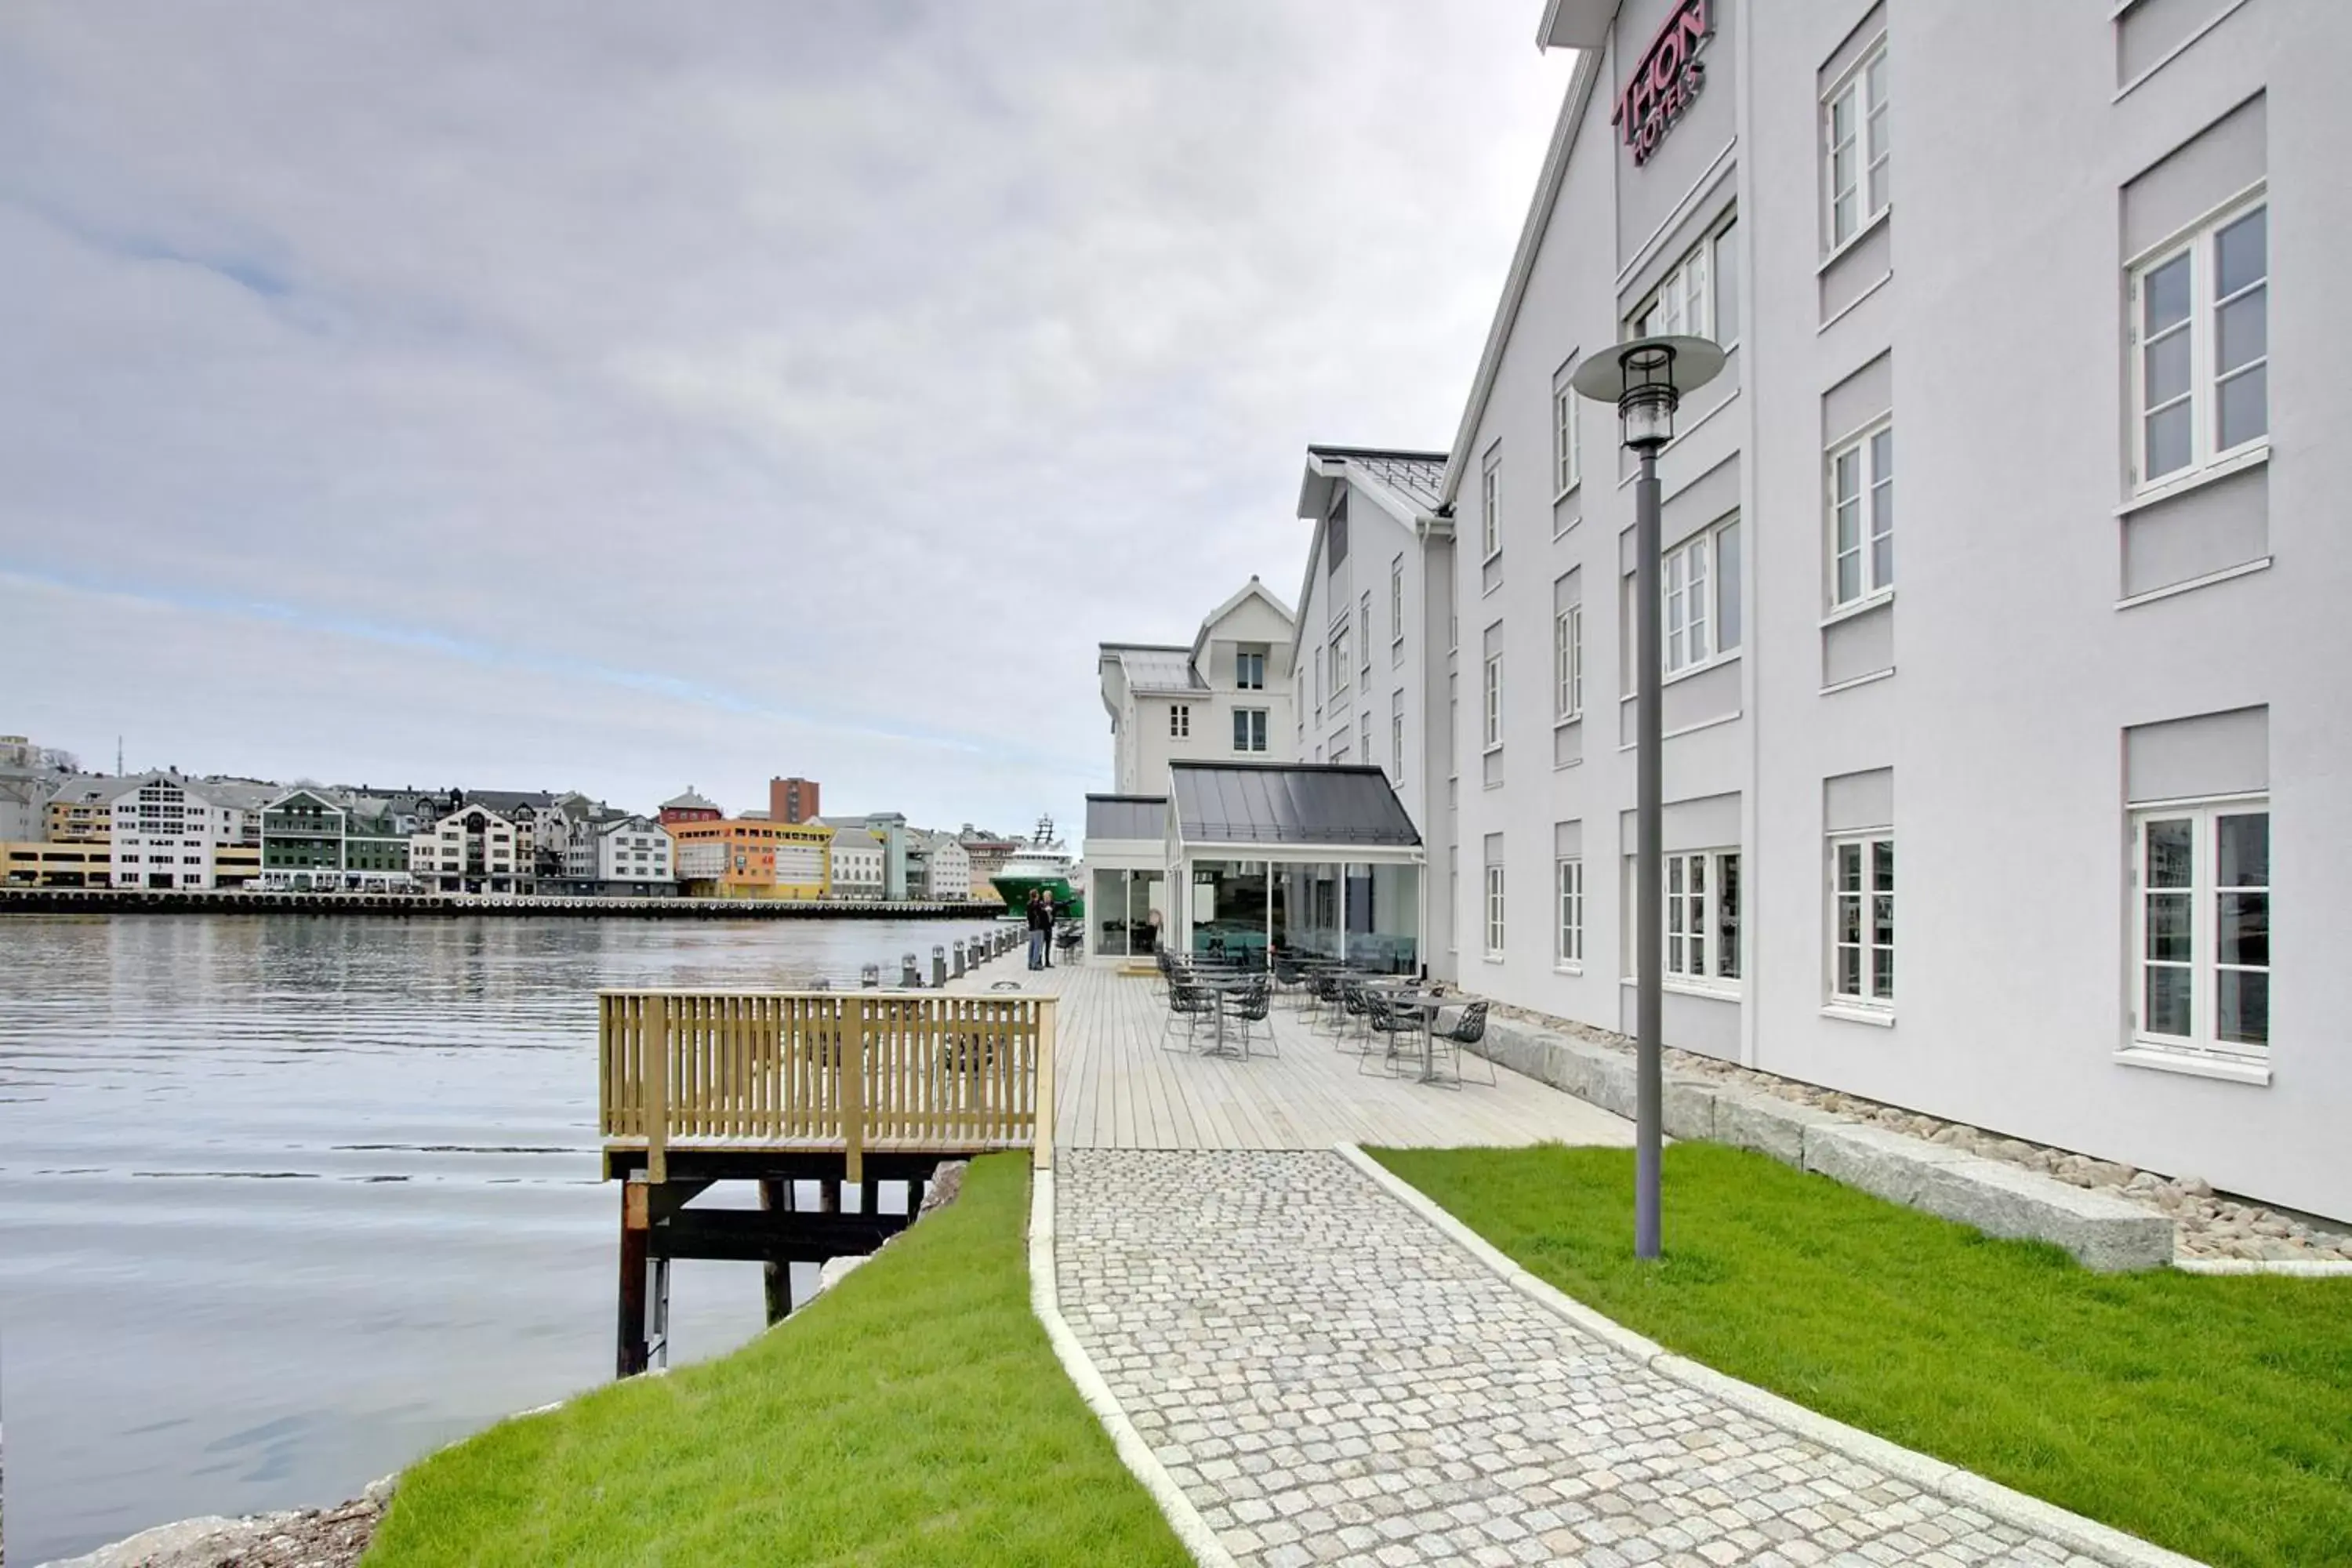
0;0;1569;832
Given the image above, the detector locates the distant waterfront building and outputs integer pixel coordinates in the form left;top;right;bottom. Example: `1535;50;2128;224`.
828;828;885;899
44;775;120;843
672;818;833;899
1098;576;1298;796
769;776;822;826
915;831;972;900
586;814;675;895
0;735;68;842
818;811;913;898
408;806;524;895
959;826;1019;906
260;788;413;891
657;788;724;828
2;840;114;887
105;772;266;891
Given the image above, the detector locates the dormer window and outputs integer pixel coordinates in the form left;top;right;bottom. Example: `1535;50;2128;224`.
1236;648;1266;690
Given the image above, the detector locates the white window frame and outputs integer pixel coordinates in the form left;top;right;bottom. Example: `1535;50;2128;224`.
1485;860;1507;958
1827;421;1894;609
1389;556;1405;650
1661;848;1741;989
1232;707;1268;753
1663;517;1740;678
1822;36;1889;253
1553;380;1581;498
1480;447;1501;562
1389;695;1403;779
1170;705;1190;739
2129;191;2268;494
1359;592;1372;678
1330;622;1352;697
1554;601;1584;721
2132;798;2269;1062
1358;710;1370;765
1555;856;1584;971
1482;651;1503;751
1630;217;1734;342
1235;649;1265;691
1828;833;1895;1009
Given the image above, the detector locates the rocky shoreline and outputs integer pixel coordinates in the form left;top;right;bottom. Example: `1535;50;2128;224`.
1488;1000;2352;1265
36;1480;391;1568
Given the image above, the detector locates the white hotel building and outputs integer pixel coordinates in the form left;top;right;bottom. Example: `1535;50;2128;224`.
1275;0;2342;1221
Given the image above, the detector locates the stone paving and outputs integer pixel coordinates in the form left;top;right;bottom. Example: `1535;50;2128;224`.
1055;1149;2124;1568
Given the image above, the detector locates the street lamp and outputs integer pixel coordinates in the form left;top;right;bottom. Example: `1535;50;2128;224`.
1570;335;1725;1261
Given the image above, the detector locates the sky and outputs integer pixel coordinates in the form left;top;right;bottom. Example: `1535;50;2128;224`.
0;2;1571;838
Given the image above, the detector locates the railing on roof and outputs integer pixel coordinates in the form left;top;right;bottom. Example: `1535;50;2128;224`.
1177;822;1420;845
599;989;1056;1184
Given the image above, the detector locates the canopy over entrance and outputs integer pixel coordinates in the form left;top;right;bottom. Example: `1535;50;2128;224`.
1167;762;1423;971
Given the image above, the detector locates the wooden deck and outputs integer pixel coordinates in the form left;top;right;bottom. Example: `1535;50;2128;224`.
951;960;1631;1152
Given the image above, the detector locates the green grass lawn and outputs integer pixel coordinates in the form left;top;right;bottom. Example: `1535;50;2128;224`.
364;1154;1188;1568
1370;1142;2352;1568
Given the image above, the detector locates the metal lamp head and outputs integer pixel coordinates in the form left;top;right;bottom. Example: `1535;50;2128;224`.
1570;335;1727;456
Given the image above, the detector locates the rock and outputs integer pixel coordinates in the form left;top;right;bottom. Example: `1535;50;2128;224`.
918;1159;968;1215
816;1253;869;1294
1714;1088;1846;1168
1991;1138;2036;1165
2179;1175;2214;1197
1929;1125;1964;1145
2124;1170;2165;1193
2083;1161;2134;1189
363;1472;399;1508
2254;1238;2307;1262
2252;1219;2291;1239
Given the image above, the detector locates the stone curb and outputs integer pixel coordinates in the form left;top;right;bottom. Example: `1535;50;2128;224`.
2173;1257;2352;1276
1331;1142;2211;1568
1027;1168;1242;1568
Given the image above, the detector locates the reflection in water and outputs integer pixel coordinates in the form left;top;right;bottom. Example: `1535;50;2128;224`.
0;913;1008;1564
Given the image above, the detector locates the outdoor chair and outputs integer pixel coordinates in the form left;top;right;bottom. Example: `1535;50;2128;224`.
1160;978;1210;1051
1272;957;1307;1006
1231;977;1274;1054
1309;972;1347;1035
1356;990;1417;1076
1331;979;1372;1047
1435;1001;1496;1087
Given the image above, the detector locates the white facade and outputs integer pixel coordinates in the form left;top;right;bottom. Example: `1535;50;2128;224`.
409;805;522;894
1101;578;1299;795
1394;0;2344;1220
593;815;673;889
106;773;261;890
920;834;972;899
829;832;884;898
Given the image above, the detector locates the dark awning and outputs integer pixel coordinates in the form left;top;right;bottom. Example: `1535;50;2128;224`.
1084;794;1167;841
1169;763;1420;848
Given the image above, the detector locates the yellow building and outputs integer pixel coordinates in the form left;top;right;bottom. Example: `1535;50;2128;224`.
670;818;833;899
3;841;114;887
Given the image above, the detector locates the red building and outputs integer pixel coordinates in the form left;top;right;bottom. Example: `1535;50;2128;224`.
657;787;723;827
769;776;822;825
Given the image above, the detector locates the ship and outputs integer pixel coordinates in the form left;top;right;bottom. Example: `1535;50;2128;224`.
989;815;1083;918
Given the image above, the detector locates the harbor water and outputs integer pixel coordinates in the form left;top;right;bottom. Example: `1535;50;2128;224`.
0;912;1010;1564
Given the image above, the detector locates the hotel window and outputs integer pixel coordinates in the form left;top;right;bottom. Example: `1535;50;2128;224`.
1358;711;1370;765
1664;849;1741;985
1480;446;1501;561
1631;219;1737;343
1830;835;1895;1007
1824;37;1889;251
1554;379;1581;495
1484;852;1507;958
1554;602;1583;720
1170;705;1190;739
1482;649;1503;750
1358;593;1373;677
2131;198;2267;489
1331;623;1352;695
1555;857;1584;967
1389;557;1404;649
1664;517;1741;676
1828;424;1894;608
2135;802;2268;1059
1390;699;1403;779
1236;649;1265;690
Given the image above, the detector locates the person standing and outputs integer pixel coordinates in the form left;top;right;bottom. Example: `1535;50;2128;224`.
1025;889;1047;970
1040;887;1056;968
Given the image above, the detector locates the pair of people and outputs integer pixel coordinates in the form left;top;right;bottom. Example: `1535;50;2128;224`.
1025;888;1057;970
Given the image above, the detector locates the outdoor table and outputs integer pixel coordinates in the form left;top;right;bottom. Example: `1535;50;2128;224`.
1384;989;1449;1083
1198;975;1261;1059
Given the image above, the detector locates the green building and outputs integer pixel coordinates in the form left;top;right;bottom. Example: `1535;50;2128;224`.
260;788;415;890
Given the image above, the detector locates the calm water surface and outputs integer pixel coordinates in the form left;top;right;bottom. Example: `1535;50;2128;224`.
0;913;1009;1563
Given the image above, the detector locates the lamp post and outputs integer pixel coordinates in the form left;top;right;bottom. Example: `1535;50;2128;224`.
1571;335;1725;1261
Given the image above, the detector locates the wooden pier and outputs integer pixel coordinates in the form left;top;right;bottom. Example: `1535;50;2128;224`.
597;927;1051;1374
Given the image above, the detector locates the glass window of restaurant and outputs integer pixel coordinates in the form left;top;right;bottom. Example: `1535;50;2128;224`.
1091;867;1167;956
1254;859;1421;973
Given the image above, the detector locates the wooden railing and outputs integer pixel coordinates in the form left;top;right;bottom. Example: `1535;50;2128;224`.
598;989;1056;1183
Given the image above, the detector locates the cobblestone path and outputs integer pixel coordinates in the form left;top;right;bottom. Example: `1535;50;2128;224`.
1055;1149;2122;1568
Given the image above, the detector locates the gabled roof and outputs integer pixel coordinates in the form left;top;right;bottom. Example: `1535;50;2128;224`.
1105;644;1208;695
1168;761;1420;849
1189;576;1295;667
1300;445;1450;522
465;789;558;814
661;788;720;812
1439;44;1609;506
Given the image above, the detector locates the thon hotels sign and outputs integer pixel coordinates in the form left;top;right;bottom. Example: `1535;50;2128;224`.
1613;0;1713;166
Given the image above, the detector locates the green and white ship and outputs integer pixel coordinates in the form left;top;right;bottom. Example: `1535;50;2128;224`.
990;816;1082;917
